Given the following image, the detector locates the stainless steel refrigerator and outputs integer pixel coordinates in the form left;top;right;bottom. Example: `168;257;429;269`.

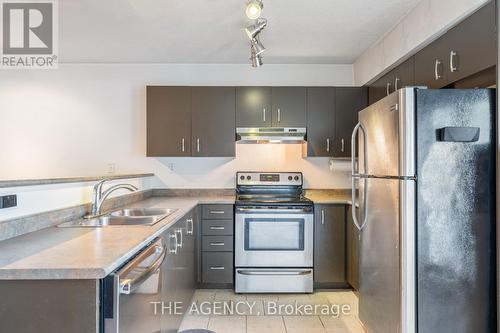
350;87;496;333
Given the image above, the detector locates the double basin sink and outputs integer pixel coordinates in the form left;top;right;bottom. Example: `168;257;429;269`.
58;208;178;227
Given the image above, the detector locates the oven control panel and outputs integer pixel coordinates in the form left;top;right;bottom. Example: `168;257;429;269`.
236;172;303;186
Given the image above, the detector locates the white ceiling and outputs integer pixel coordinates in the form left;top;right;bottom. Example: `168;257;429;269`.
59;0;420;64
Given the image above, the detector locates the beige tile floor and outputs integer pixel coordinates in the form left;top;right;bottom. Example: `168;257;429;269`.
178;290;366;333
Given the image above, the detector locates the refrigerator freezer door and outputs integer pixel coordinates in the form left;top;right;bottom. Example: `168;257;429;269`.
358;88;415;177
416;89;495;333
359;176;401;333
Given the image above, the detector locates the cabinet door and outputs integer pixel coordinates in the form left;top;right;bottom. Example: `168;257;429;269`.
334;87;368;157
314;204;346;285
446;1;496;83
346;205;360;290
393;57;415;91
414;36;449;88
146;86;191;157
306;88;336;157
236;87;272;127
368;76;387;105
271;87;307;127
191;87;236;157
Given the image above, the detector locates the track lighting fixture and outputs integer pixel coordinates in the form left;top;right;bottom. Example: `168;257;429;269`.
244;1;267;67
245;18;267;40
245;0;263;20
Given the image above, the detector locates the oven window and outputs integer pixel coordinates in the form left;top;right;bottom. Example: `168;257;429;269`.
244;218;304;251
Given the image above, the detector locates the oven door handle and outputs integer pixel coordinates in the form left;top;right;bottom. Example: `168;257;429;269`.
236;269;312;276
236;207;312;214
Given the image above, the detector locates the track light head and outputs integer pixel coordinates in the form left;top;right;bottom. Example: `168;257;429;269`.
250;53;263;68
245;18;267;40
251;38;265;56
246;0;263;19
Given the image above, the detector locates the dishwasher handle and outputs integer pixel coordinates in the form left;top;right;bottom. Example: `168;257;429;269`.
117;239;166;295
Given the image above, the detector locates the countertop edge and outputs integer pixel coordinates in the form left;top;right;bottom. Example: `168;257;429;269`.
0;173;154;188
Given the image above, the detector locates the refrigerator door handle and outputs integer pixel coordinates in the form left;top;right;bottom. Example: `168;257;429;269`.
351;122;368;231
351;122;367;176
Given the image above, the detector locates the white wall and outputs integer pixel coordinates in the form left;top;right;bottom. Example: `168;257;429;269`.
0;64;353;194
353;0;489;85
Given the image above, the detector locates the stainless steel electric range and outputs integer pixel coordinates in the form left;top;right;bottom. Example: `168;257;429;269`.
234;172;314;293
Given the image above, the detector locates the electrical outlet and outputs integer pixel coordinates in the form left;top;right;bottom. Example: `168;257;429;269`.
0;195;17;209
107;163;116;174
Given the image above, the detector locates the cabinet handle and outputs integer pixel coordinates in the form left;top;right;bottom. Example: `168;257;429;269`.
321;210;325;225
175;228;183;248
386;82;392;96
210;226;225;230
186;218;194;235
196;138;200;152
341;138;345;152
168;233;178;254
210;242;225;246
434;59;443;80
394;77;400;91
277;108;281;122
209;210;225;214
181;138;185;152
210;266;225;270
263;108;266;122
450;50;458;72
326;138;330;152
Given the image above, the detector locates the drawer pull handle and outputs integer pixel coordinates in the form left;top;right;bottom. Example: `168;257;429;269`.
210;266;225;270
209;210;225;214
210;226;225;230
210;242;225;246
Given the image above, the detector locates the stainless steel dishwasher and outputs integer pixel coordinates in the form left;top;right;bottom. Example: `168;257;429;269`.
102;238;167;333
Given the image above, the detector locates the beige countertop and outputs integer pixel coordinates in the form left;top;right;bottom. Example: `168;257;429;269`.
0;191;351;280
0;196;234;280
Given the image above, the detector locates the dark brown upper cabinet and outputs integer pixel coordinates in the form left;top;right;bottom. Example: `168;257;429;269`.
306;88;336;157
191;87;236;157
334;87;368;157
414;35;449;89
271;87;307;127
236;87;272;127
393;57;415;91
445;1;496;84
368;57;415;105
147;86;192;157
415;1;496;89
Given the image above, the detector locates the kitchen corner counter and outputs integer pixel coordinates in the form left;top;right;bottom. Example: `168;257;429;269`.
0;195;234;280
305;190;352;205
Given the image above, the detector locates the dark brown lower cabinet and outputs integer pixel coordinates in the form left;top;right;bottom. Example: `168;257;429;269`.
314;204;347;287
199;204;234;288
346;205;360;290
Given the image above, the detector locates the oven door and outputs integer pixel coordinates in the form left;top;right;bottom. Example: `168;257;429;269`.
235;207;313;267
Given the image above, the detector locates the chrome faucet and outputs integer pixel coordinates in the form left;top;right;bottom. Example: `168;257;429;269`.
86;179;138;218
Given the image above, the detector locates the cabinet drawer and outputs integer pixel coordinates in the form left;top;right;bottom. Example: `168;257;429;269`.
202;205;234;219
202;219;234;236
202;236;233;252
202;252;234;284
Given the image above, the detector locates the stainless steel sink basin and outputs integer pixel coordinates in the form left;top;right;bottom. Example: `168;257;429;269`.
57;208;178;227
110;208;177;218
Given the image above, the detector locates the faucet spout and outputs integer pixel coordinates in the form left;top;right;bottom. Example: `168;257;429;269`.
86;180;138;218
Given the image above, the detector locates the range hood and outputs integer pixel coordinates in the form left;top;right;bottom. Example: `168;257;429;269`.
236;127;306;144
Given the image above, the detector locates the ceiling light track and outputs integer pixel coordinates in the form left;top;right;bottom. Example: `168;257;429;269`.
244;1;267;68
